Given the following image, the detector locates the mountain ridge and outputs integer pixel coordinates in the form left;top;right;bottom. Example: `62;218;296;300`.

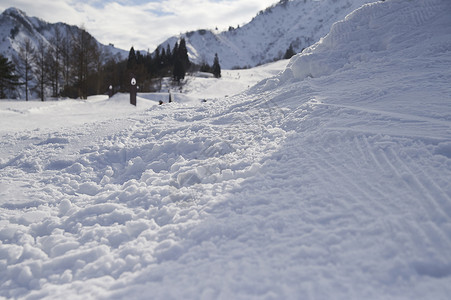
156;0;379;69
0;7;127;63
1;1;380;70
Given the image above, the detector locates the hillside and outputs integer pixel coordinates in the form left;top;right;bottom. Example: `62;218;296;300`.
0;7;127;63
157;0;378;69
1;0;451;299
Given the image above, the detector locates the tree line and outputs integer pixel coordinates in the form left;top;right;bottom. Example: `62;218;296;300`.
0;26;109;100
0;28;222;101
124;38;221;93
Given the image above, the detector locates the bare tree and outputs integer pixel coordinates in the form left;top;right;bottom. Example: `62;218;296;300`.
14;38;34;101
92;45;104;95
48;26;63;98
71;27;100;99
33;40;49;101
61;34;72;93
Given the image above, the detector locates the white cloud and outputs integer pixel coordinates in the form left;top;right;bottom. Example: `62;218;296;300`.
0;0;277;51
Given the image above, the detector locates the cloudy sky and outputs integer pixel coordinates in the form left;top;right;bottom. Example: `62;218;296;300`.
1;0;278;51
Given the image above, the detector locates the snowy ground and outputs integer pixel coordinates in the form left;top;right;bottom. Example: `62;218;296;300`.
1;0;451;299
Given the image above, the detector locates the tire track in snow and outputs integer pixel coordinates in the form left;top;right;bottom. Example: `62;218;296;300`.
304;131;451;280
372;143;451;260
356;135;386;174
401;0;444;27
296;135;375;220
373;144;405;180
385;146;450;222
308;134;389;217
300;103;398;216
400;149;451;220
350;135;412;213
329;134;400;214
355;105;450;128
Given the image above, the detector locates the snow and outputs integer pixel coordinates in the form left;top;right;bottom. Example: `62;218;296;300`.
1;0;451;298
159;0;379;69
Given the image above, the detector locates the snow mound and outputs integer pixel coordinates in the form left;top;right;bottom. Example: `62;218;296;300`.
272;0;451;84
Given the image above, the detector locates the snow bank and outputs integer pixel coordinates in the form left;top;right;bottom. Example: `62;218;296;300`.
275;0;451;83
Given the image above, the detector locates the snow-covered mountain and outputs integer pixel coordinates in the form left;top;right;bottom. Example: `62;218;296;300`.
0;7;127;62
157;0;379;69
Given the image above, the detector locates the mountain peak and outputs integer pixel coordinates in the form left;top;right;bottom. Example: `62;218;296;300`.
2;7;27;18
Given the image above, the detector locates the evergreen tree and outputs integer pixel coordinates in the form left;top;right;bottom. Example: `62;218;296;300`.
127;46;137;70
284;44;296;59
172;41;179;64
161;47;167;67
212;53;221;78
173;58;185;82
132;50;149;90
0;54;20;99
200;62;212;73
178;38;190;70
154;47;161;68
145;52;153;76
166;44;172;65
136;51;144;65
171;38;190;82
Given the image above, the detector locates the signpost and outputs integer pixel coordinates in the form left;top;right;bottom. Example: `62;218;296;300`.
130;77;137;106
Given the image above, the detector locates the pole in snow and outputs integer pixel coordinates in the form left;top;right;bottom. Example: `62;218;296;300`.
108;85;113;98
130;77;137;106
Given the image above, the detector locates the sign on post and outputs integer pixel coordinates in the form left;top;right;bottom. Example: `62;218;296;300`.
130;77;137;106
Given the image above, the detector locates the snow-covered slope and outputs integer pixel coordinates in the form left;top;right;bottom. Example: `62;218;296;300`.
158;0;378;69
1;0;451;299
0;7;127;62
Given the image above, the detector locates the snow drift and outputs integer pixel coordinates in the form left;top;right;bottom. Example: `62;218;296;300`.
273;0;451;83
